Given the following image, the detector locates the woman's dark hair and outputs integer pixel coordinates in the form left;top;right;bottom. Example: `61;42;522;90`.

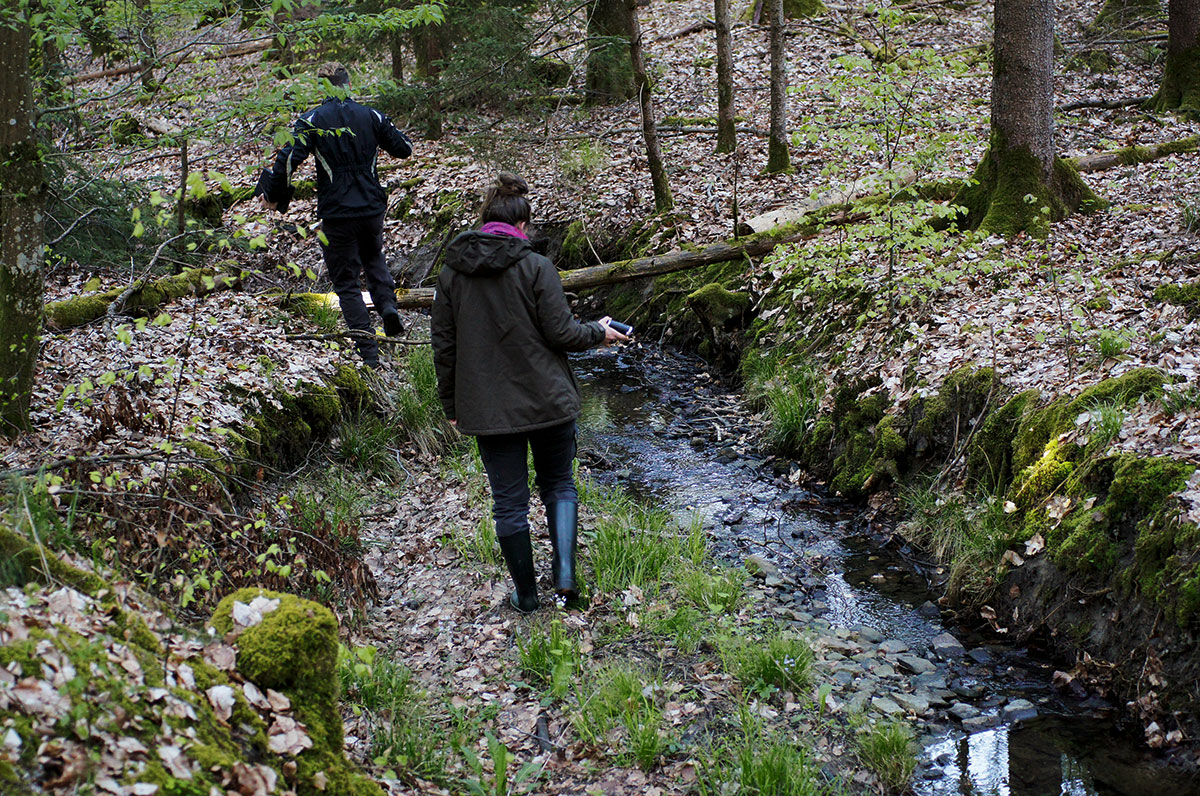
480;173;531;225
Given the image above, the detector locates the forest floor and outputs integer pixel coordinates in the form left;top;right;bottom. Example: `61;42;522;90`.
2;0;1199;791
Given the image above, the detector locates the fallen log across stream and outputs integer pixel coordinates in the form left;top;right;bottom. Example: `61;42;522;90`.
392;226;815;310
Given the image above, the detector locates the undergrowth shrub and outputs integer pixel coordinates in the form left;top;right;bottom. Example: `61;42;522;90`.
396;346;457;457
743;350;824;453
336;413;401;478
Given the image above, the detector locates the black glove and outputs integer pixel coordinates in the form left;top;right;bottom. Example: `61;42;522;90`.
253;168;296;213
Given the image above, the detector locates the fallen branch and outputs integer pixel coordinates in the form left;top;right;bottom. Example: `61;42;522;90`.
64;40;272;86
1071;135;1199;173
1058;95;1152;112
45;267;242;330
656;19;715;41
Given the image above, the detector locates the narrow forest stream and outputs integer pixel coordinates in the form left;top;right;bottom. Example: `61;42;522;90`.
573;344;1200;796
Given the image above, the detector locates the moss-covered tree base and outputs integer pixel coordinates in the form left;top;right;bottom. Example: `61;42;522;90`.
952;133;1106;237
1151;45;1200;114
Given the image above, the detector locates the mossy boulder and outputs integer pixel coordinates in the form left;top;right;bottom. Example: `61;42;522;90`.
688;283;750;329
968;388;1040;492
211;588;383;796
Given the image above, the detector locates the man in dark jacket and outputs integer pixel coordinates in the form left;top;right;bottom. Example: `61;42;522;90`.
261;62;412;368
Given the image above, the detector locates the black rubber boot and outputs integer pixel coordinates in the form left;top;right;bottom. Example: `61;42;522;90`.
381;306;405;337
547;501;579;601
497;530;540;613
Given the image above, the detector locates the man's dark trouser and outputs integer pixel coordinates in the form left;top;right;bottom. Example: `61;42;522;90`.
320;212;397;364
476;421;578;539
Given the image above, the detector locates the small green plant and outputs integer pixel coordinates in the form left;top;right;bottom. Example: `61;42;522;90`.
309;298;341;333
447;515;501;568
336;414;400;478
857;720;917;793
1078;401;1127;454
645;605;709;653
678;565;745;614
1092;328;1132;359
460;731;542;795
1180;196;1200;235
1163;383;1200;417
337;645;449;782
720;631;814;695
571;664;669;769
560;139;609;183
517;617;581;698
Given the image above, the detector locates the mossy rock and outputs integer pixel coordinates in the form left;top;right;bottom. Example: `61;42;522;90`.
740;0;824;21
906;365;1000;460
687;283;750;329
210;588;383;796
967;388;1039;492
1154;281;1200;319
1068;49;1115;73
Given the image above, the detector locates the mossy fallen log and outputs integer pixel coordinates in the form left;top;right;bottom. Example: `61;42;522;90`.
391;222;819;310
1071;135;1200;172
45;267;242;330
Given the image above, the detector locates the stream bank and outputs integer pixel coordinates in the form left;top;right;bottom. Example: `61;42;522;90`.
574;343;1200;795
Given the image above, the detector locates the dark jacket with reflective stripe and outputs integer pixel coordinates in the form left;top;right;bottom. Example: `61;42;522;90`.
431;231;606;436
264;97;412;219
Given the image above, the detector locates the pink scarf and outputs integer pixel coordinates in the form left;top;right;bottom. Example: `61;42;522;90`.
480;221;529;240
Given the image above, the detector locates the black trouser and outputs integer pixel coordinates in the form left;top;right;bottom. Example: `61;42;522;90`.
320;212;396;363
476;421;578;539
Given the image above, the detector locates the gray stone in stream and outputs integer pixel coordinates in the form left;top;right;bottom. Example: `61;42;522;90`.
893;693;931;715
856;626;885;644
948;703;981;721
745;554;781;581
872;696;905;716
962;714;999;732
833;627;853;640
833;671;855;686
848;692;871;714
953;681;986;699
918;600;941;618
1003;699;1038;723
871;663;898;678
931;633;966;659
823;638;861;656
879;639;909;655
913;673;947;690
967;647;993;665
896;655;937;675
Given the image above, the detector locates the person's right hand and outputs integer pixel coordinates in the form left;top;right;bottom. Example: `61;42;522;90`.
599;317;631;346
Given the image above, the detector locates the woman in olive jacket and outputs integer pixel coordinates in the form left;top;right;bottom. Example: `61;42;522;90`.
431;174;627;612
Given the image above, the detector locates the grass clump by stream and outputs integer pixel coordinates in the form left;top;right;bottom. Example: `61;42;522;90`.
742;349;825;453
571;663;672;771
856;720;917;793
719;630;815;696
697;706;828;796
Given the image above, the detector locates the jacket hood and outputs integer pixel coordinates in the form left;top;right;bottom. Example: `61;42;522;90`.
445;231;532;276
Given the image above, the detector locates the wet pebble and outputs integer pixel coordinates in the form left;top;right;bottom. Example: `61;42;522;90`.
897;655;937;675
961;714;1000;732
967;647;993;665
1003;698;1038;723
872;696;904;715
917;600;941;618
856;626;884;644
948;702;981;721
879;639;909;655
894;692;931;715
931;632;966;659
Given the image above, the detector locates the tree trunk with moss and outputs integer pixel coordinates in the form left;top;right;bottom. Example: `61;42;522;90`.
133;0;158;92
766;0;791;172
1151;0;1200;112
952;0;1099;236
0;19;44;436
587;0;636;103
715;0;736;153
628;0;674;211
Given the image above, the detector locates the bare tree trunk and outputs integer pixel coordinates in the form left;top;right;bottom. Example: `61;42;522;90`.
134;0;158;92
0;19;45;436
952;0;1099;236
390;34;405;83
715;0;736;153
413;27;444;139
766;0;791;172
587;0;636;103
1152;0;1200;111
628;0;674;211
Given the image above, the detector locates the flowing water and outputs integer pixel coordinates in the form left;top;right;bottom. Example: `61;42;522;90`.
574;345;1200;796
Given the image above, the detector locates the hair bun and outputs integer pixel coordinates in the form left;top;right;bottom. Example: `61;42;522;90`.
496;172;529;198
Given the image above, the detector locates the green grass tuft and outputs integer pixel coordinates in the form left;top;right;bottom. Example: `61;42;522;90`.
720;631;814;695
857;720;917;793
517;617;582;699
